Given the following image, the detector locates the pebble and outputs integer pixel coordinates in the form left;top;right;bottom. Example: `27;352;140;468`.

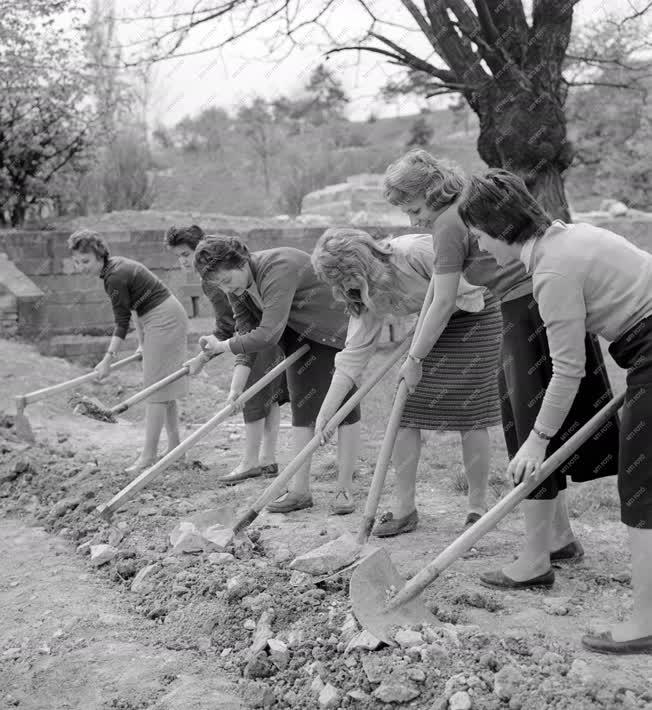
208;552;235;564
340;612;359;643
541;651;564;666
542;597;570;616
408;668;426;682
319;683;340;709
373;681;421;704
289;570;312;588
311;676;325;694
449;690;473;710
89;544;118;567
362;656;387;683
347;689;369;701
568;659;594;684
130;564;158;593
405;645;422;660
493;666;523;701
4;694;19;707
267;638;290;670
345;630;382;653
243;619;256;631
394;628;424;648
287;629;305;649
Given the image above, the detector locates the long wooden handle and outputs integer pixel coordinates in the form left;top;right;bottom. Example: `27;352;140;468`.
233;332;415;534
17;352;142;407
111;367;189;415
387;391;626;610
97;345;310;518
357;380;410;544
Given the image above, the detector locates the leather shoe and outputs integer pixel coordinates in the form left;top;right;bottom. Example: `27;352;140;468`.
372;510;418;538
550;540;584;563
266;491;313;513
218;466;263;485
329;489;355;516
582;630;652;655
260;463;279;477
479;568;555;589
464;512;483;528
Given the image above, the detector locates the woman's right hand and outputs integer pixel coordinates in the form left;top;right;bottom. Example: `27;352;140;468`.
185;354;207;376
398;356;423;393
94;355;112;382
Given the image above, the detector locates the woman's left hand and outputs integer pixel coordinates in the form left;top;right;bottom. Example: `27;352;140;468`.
226;387;245;414
94;356;112;382
315;407;337;445
508;432;549;484
398;356;423;393
199;334;227;355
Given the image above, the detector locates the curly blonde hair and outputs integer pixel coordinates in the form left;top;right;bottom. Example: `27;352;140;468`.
312;228;403;316
67;229;110;265
384;148;466;212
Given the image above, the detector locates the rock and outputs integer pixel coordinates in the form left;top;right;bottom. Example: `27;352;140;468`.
243;651;275;679
611;571;632;584
423;643;449;662
340;612;359;642
108;527;125;547
540;651;564;666
406;646;422;660
138;506;158;517
568;659;594;684
272;546;293;563
449;690;473;710
362;656;388;683
226;576;247;601
51;496;80;518
131;564;158;592
207;552;235;565
243;619;257;631
289;535;360;576
89;544;118;567
345;630;382;653
394;628;424;648
319;683;340;708
289;569;312;588
608;200;629;217
287;629;305;649
348;689;370;701
116;559;137;578
373;681;420;704
241;681;275;709
542;597;570;616
311;676;325;694
493;666;523;701
249;609;275;657
76;541;92;555
267;638;290;670
408;668;426;683
171;523;205;554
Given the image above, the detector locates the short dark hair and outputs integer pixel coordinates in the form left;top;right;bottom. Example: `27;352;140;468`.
193;235;250;277
165;224;205;250
67;229;110;264
458;169;551;244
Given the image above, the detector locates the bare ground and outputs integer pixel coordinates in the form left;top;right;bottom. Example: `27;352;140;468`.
1;337;651;710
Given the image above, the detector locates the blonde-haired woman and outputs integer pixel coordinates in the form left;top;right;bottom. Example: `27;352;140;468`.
383;149;620;588
312;228;502;533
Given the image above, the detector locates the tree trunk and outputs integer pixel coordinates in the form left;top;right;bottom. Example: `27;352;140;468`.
11;199;27;227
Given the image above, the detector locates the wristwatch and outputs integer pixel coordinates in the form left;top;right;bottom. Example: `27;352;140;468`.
533;426;553;441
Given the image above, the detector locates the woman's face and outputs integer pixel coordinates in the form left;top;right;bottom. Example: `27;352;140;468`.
400;195;449;229
204;265;250;295
71;250;103;275
171;245;195;271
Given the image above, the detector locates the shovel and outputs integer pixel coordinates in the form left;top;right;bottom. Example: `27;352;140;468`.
207;333;416;558
73;356;214;423
350;391;625;645
96;344;310;520
14;352;142;442
308;380;410;581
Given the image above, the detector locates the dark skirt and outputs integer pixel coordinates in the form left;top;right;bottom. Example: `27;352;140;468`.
608;315;652;528
279;327;361;428
498;295;620;500
400;295;503;431
242;346;289;423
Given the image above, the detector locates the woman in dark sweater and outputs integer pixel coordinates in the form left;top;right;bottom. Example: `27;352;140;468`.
195;235;361;515
165;225;288;484
68;229;189;473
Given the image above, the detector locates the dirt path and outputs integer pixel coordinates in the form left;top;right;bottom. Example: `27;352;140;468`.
2;337;652;709
0;520;242;710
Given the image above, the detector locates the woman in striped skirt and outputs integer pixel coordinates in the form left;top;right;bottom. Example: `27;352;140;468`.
312;228;502;532
384;149;619;588
68;229;189;473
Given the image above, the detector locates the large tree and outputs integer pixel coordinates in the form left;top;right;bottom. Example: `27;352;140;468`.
118;0;652;219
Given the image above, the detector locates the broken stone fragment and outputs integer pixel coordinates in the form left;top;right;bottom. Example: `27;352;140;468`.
345;630;382;654
204;524;235;552
130;564;158;592
89;544;118;567
319;683;340;709
50;496;80;518
207;552;235;565
267;638;290;670
394;628;424;648
347;689;370;701
243;619;256;631
449;690;473;710
171;530;205;555
340;612;359;643
493;665;523;701
361;655;387;683
287;628;305;649
408;668;426;683
542;596;570;616
289;535;360;576
311;676;325;695
373;681;421;704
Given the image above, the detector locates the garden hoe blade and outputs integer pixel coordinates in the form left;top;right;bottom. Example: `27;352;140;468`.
71;395;118;423
350;548;439;646
14;399;35;443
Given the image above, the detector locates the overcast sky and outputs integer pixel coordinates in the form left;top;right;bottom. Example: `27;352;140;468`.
110;0;648;127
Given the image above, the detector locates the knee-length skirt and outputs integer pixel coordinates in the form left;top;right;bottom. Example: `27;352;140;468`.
400;294;503;431
138;295;189;402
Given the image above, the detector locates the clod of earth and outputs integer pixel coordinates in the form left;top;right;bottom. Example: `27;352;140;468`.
449;690;473;710
373;680;421;704
493;665;523;701
289;535;360;576
394;628;424;648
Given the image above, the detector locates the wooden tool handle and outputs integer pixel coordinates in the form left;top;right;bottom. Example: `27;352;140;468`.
97;345;310;518
233;332;415;534
388;391;626;610
18;352;142;406
111;366;189;415
356;380;410;545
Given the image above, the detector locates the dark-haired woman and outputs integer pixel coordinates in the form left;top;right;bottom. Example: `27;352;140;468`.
165;225;288;483
458;168;652;654
383;149;619;588
68;229;189;473
195;235;361;515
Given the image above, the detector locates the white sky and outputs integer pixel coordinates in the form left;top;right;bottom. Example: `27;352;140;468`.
106;0;649;127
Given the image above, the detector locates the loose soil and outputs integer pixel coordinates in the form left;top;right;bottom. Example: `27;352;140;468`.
1;337;651;710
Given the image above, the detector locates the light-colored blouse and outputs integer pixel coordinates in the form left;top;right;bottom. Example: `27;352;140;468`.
333;233;485;385
523;220;652;435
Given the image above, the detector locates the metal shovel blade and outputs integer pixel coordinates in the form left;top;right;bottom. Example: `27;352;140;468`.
14;410;35;443
71;395;118;423
350;548;439;646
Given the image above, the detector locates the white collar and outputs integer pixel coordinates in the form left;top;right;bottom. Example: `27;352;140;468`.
520;237;538;273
